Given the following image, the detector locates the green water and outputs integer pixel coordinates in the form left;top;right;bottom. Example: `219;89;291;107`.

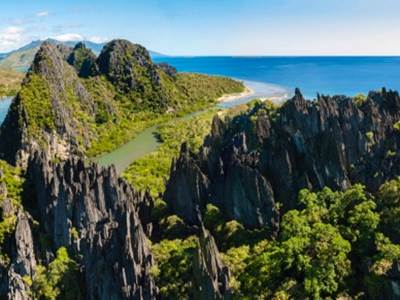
94;110;206;173
95;125;160;173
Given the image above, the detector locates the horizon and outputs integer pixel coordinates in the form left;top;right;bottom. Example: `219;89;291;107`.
5;39;400;58
1;0;400;56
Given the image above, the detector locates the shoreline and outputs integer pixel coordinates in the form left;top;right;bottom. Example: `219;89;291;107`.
218;80;291;105
217;86;255;103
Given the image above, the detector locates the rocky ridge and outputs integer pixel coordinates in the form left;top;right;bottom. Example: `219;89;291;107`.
165;89;400;232
0;39;243;168
24;150;158;299
192;224;232;300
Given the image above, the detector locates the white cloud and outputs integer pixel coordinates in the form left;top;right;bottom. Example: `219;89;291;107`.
36;11;49;17
0;26;26;52
88;36;109;43
53;33;84;42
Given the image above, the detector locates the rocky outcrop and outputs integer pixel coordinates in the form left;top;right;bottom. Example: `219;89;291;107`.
96;39;168;110
165;89;400;230
0;163;36;300
156;63;177;78
0;39;227;167
165;143;211;225
6;211;37;300
0;42;95;166
25;151;158;299
67;42;97;77
192;225;232;300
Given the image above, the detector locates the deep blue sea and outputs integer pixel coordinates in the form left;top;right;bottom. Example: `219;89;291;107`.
1;56;400;124
154;56;400;99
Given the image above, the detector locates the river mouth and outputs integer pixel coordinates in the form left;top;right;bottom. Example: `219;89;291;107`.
94;80;290;173
0;81;290;173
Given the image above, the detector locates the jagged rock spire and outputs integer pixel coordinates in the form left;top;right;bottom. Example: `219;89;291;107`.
26;151;158;299
192;224;232;300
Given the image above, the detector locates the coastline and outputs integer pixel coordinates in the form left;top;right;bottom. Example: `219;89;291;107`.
217;86;255;103
218;80;291;106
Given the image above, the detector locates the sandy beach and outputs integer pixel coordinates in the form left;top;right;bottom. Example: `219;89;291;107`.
218;86;255;103
217;80;291;107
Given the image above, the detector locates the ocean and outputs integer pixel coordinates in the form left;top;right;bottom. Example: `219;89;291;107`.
1;56;400;124
0;97;11;124
154;56;400;99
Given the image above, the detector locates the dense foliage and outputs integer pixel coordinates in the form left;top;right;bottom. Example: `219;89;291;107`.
123;110;217;198
150;179;400;299
24;247;81;300
0;160;24;263
86;73;243;157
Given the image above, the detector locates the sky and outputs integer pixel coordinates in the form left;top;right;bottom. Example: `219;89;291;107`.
1;0;400;55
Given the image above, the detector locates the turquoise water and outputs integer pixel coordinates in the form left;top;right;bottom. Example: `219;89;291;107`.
154;56;400;98
0;97;12;124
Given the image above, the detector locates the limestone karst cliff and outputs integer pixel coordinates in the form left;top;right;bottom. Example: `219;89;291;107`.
0;40;244;166
165;89;400;232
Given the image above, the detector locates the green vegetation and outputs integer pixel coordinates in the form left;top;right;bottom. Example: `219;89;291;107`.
0;160;24;263
12;43;244;159
354;93;367;106
394;121;400;132
84;73;243;157
366;131;374;143
25;247;81;300
18;74;54;142
123;109;217;197
0;47;38;71
0;68;24;97
151;236;198;299
222;183;398;299
151;179;400;299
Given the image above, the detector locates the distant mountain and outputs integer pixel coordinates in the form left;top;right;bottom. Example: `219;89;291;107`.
0;39;165;71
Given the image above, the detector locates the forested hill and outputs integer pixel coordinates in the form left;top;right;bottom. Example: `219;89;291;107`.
2;38;400;299
0;39;243;166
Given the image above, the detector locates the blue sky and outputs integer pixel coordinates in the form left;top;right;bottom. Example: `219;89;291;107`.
1;0;400;55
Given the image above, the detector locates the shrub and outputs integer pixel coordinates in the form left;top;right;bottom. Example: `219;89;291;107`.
27;247;81;300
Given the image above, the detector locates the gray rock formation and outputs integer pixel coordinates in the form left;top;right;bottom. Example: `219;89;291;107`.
165;88;400;232
192;225;232;300
67;42;97;77
26;151;158;299
6;211;37;300
0;166;36;300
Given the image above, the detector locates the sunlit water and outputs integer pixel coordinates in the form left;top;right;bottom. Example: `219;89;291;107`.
4;56;400;172
154;56;400;98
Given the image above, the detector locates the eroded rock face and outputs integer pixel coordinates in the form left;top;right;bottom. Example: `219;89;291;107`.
97;39;161;92
0;166;36;300
25;151;158;299
67;42;97;77
6;211;37;300
165;89;400;231
192;226;232;300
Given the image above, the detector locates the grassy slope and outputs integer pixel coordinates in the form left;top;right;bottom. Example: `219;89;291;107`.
0;68;24;97
0;47;38;71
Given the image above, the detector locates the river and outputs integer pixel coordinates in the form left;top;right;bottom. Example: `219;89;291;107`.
0;82;289;173
95;80;289;173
